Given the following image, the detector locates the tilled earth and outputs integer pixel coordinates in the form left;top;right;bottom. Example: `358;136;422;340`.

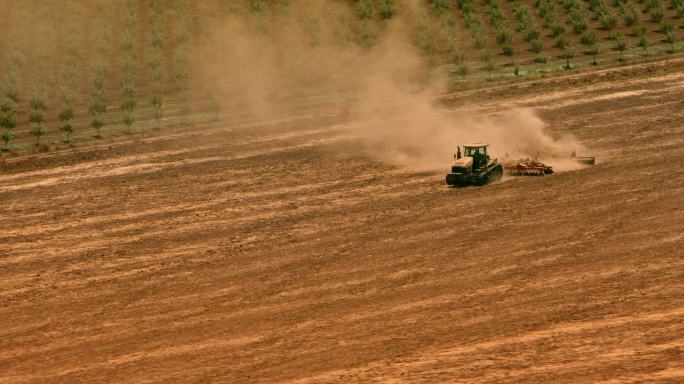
1;65;684;383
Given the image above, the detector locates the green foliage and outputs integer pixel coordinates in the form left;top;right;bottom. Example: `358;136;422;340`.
90;73;108;138
462;6;482;30
30;125;45;145
473;30;487;48
563;0;581;11
613;36;627;59
561;45;575;69
29;110;44;125
650;7;664;22
0;99;17;130
361;21;378;48
91;116;104;138
486;4;507;26
1;65;21;103
356;0;373;19
431;0;450;15
121;76;136;131
638;35;649;55
571;10;588;34
1;130;13;149
514;1;539;42
665;31;676;52
554;36;569;50
495;25;512;45
378;0;397;19
633;24;647;36
58;106;74;122
551;23;566;37
531;38;544;53
122;112;134;131
621;2;640;27
457;62;470;78
581;30;597;46
502;43;515;64
525;27;540;42
645;0;662;12
533;55;548;63
599;12;618;29
537;0;556;19
659;20;673;33
610;31;623;41
588;44;600;64
480;51;496;75
0;97;16;149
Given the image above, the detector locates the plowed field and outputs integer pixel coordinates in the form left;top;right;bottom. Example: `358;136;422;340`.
2;61;683;383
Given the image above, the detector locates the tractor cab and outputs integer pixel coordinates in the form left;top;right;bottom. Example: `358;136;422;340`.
463;144;488;157
461;144;489;168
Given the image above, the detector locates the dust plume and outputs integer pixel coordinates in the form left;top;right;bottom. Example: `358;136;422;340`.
196;2;586;172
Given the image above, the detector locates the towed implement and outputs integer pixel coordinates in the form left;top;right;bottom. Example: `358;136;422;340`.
503;151;595;177
446;144;503;186
504;159;553;176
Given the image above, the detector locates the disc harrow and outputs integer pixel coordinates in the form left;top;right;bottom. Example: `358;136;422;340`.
504;159;553;176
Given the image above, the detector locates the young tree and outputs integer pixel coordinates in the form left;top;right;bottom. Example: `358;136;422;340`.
29;82;47;147
29;116;45;147
633;24;646;37
621;2;639;27
562;45;575;69
555;36;569;50
650;7;664;22
378;0;397;19
638;35;650;55
614;37;628;60
502;43;515;65
58;106;75;142
90;64;108;138
531;39;544;53
121;77;136;133
551;23;565;37
571;10;588;34
480;51;496;78
356;0;374;19
415;19;436;59
457;62;470;78
0;61;21;149
588;44;600;64
0;99;16;151
659;21;674;34
430;0;450;15
581;30;597;47
599;12;618;30
665;31;676;52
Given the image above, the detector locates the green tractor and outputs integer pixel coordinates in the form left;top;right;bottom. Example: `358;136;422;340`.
446;143;503;186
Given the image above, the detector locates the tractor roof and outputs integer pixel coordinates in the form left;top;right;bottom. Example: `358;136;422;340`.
464;143;489;148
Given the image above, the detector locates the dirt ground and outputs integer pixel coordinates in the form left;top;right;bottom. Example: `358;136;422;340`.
1;62;684;383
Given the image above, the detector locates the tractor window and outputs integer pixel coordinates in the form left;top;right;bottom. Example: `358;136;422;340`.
465;147;486;156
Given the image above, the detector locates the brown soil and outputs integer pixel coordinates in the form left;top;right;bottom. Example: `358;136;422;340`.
1;64;683;383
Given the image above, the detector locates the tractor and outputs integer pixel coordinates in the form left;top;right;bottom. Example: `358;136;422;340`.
446;143;503;186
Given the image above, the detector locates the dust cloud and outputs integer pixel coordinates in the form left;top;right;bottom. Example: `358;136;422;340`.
196;2;585;172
